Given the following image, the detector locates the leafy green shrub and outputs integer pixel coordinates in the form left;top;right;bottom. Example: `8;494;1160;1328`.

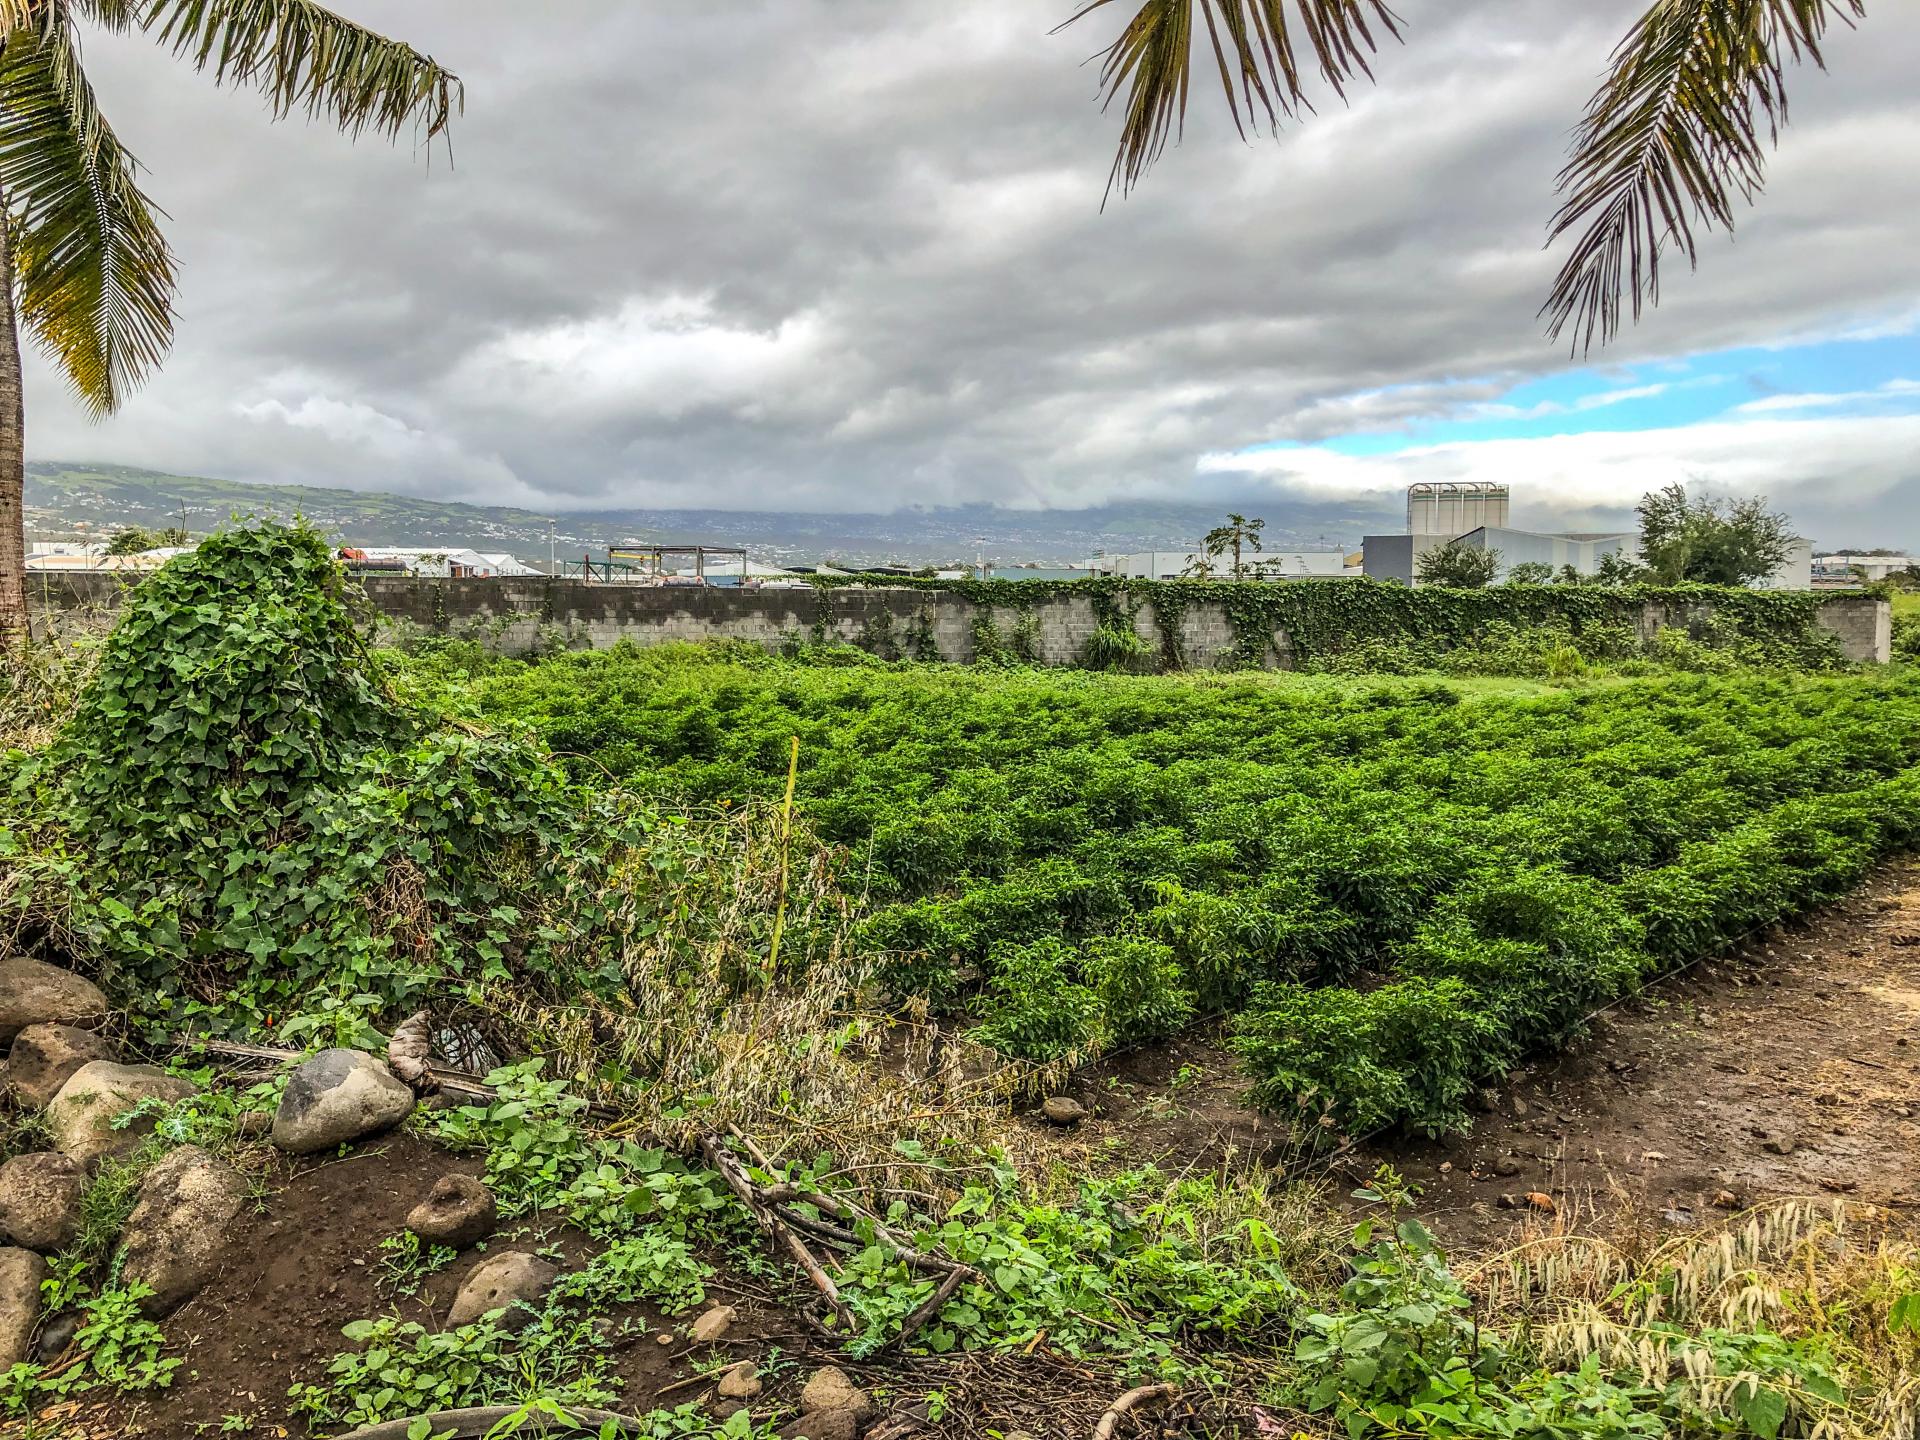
1234;980;1500;1136
968;938;1105;1059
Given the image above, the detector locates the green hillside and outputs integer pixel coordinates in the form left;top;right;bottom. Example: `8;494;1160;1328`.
23;461;583;555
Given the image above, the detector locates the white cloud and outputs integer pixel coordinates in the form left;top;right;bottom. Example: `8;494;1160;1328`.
1731;378;1920;415
1198;413;1920;543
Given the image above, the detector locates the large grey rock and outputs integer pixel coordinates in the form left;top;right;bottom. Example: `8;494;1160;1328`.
4;1024;114;1111
405;1173;496;1248
445;1251;558;1331
119;1145;250;1316
0;1248;47;1370
0;960;107;1045
272;1049;416;1155
0;1153;84;1252
46;1061;195;1166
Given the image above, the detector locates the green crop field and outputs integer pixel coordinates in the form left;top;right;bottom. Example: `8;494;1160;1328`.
445;644;1920;1134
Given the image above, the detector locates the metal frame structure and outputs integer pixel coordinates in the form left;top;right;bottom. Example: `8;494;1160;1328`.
561;545;752;586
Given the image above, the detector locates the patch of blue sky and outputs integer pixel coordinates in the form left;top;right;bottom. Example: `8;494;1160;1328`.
1267;327;1920;459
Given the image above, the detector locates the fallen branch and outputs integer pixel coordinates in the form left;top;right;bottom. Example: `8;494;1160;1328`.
1092;1384;1176;1440
700;1133;856;1337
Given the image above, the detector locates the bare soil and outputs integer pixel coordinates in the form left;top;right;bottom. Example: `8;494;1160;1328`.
40;1132;811;1440
1063;856;1920;1250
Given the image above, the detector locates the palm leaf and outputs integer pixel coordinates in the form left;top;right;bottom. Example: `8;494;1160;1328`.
132;0;461;142
0;10;176;415
1062;0;1401;199
1543;0;1864;352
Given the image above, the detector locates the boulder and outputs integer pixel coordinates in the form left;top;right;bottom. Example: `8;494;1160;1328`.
272;1049;416;1155
0;1248;47;1370
445;1251;558;1331
0;1153;84;1252
406;1174;497;1248
716;1360;762;1400
689;1303;736;1343
46;1062;195;1166
1040;1096;1087;1127
800;1366;874;1422
119;1145;250;1315
4;1024;114;1111
0;960;107;1046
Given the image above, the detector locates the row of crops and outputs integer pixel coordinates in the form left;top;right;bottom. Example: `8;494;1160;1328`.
435;644;1920;1133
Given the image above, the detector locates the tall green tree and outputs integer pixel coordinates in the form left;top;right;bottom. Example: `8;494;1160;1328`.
1187;511;1264;579
1064;0;1864;349
1636;482;1795;585
0;2;460;643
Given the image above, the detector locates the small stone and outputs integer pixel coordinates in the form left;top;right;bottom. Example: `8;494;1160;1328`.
445;1251;558;1331
46;1062;196;1166
779;1412;859;1440
711;1400;746;1422
272;1049;416;1155
1660;1207;1695;1226
1040;1096;1087;1127
1496;1192;1522;1210
1467;1088;1497;1114
800;1365;873;1421
406;1174;497;1248
689;1304;736;1344
716;1360;761;1400
1761;1134;1796;1156
656;1333;674;1346
1509;1095;1530;1118
119;1145;251;1315
0;1153;84;1252
3;1024;113;1111
0;960;107;1045
1713;1189;1741;1209
233;1110;274;1139
0;1248;48;1369
1493;1155;1524;1178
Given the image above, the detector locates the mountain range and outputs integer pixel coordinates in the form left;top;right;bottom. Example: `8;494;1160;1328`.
23;462;1398;568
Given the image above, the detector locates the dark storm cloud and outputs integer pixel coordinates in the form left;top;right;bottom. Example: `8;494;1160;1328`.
22;1;1920;524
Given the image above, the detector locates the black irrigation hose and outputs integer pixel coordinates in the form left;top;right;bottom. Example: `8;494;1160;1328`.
337;1406;652;1440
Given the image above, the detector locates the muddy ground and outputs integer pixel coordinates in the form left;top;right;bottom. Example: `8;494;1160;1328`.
1077;857;1920;1249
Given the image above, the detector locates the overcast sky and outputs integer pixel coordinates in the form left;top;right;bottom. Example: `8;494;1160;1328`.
24;1;1920;544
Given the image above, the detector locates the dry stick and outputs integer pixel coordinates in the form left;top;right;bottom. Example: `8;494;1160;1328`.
700;1134;855;1336
724;1125;986;1352
1091;1383;1177;1440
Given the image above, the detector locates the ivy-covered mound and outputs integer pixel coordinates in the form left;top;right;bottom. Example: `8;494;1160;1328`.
452;645;1920;1134
0;523;836;1045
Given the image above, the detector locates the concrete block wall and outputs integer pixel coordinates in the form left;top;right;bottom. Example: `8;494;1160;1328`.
25;573;1894;665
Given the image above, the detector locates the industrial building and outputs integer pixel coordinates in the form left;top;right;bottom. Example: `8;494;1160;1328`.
1363;486;1814;588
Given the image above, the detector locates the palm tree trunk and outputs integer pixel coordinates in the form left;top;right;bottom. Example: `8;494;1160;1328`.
0;185;26;650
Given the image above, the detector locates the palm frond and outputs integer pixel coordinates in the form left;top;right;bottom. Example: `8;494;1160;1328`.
0;11;176;415
1543;0;1864;352
1061;0;1401;200
134;0;461;143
